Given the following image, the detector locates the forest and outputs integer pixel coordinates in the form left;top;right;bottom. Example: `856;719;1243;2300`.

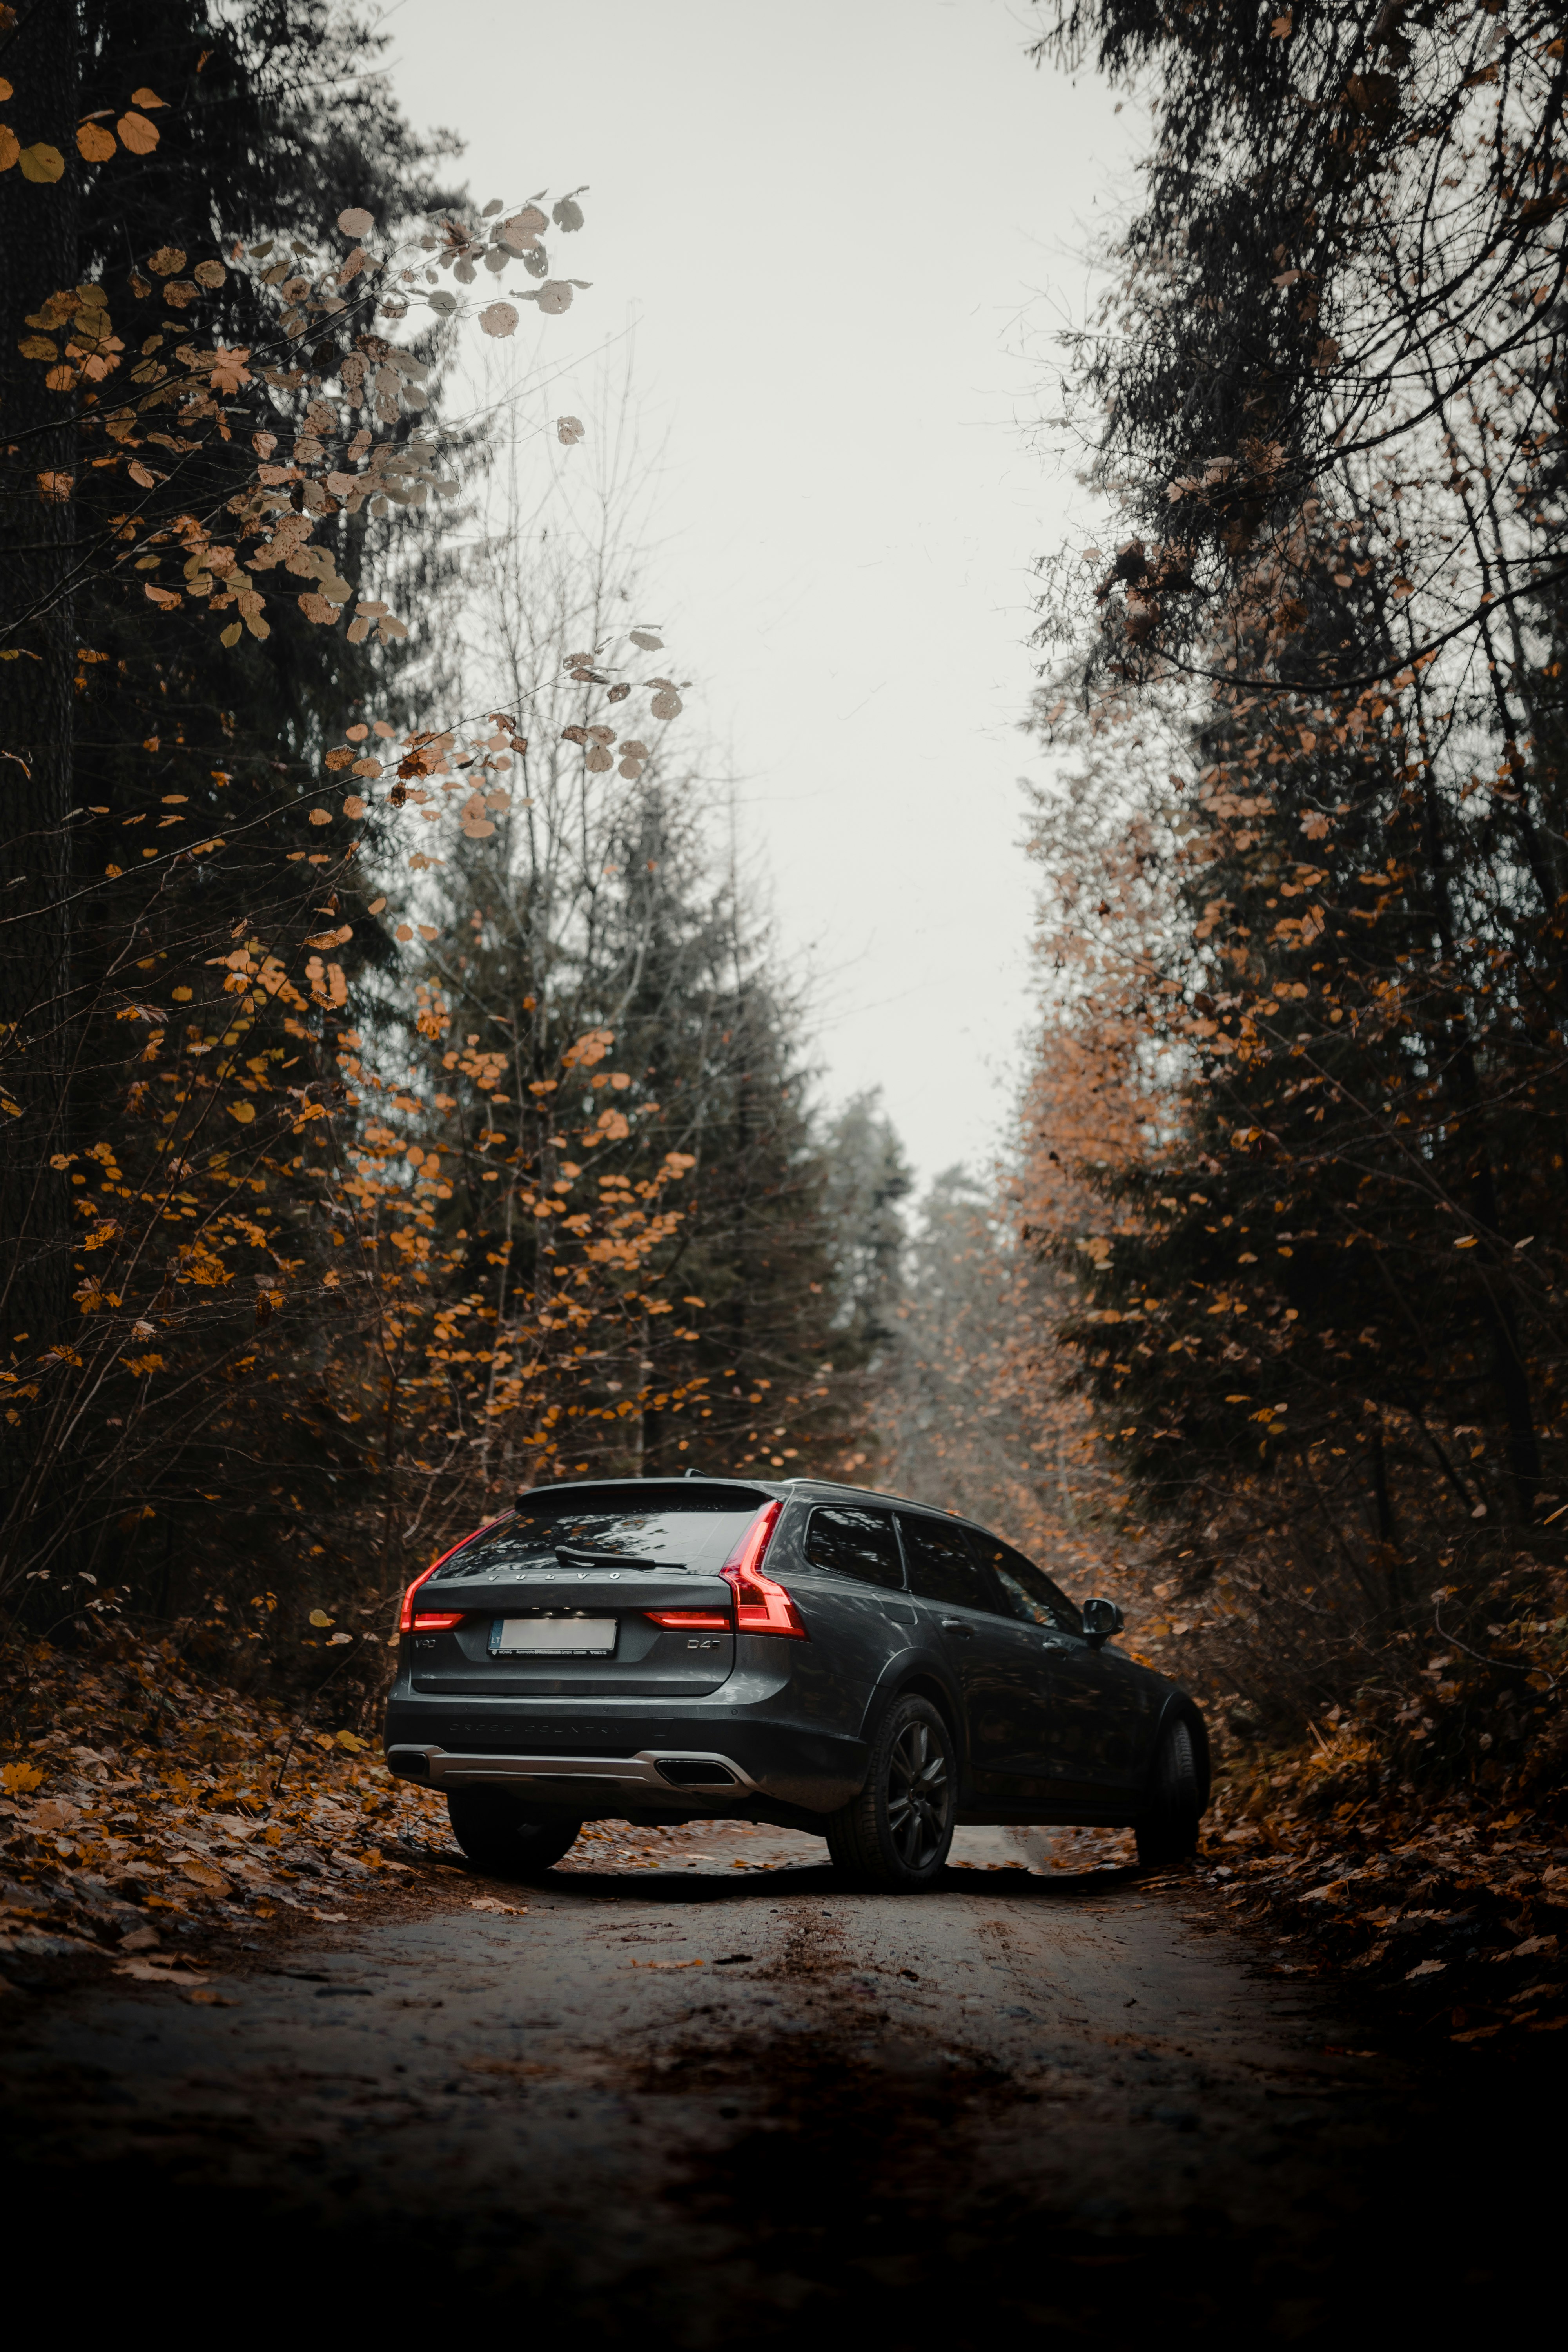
3;0;1566;2014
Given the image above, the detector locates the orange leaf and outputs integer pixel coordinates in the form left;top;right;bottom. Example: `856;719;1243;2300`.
130;87;166;109
0;126;18;172
76;120;117;163
116;111;160;156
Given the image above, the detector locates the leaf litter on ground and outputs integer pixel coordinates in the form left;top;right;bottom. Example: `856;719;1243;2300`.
0;1631;722;1988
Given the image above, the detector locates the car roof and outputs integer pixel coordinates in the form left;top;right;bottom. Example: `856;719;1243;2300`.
515;1470;985;1527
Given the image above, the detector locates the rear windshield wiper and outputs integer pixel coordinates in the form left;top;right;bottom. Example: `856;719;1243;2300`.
554;1543;686;1573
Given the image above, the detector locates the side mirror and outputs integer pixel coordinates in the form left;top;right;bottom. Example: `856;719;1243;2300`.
1082;1596;1123;1646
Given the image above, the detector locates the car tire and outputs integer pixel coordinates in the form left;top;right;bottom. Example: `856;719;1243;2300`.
1136;1716;1201;1868
824;1693;956;1891
447;1789;583;1878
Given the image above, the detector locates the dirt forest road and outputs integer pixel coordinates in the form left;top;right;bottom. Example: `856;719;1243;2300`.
0;1818;1552;2345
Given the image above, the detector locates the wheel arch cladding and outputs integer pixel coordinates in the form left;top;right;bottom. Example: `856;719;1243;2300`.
893;1671;961;1747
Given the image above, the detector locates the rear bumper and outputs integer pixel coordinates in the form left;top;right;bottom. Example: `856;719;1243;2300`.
383;1686;867;1815
388;1745;760;1798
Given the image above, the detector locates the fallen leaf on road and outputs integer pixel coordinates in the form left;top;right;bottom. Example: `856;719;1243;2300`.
180;1860;232;1895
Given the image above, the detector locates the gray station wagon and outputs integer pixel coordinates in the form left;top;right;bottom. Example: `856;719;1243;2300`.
384;1474;1209;1889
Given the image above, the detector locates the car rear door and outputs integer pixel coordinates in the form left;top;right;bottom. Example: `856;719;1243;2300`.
896;1514;1043;1797
975;1535;1153;1806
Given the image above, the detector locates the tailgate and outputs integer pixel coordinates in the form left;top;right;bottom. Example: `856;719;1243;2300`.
410;1568;737;1699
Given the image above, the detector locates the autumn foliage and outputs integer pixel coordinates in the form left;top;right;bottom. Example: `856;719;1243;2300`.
972;0;1568;1808
1;4;881;1735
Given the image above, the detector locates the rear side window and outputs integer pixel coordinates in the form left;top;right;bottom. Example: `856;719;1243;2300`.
433;1486;768;1583
898;1515;992;1612
803;1506;904;1590
971;1534;1079;1634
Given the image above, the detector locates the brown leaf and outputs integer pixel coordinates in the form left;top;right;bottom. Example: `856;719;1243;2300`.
147;245;186;277
209;344;250;392
178;1860;232;1895
338;205;374;238
479;301;518;338
117;111;160;156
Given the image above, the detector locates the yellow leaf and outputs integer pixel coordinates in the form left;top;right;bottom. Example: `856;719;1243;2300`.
309;1608;334;1627
228;1100;256;1123
20;142;65;183
76;120;117;162
220;622;241;648
0;1761;45;1794
116;111;160;156
335;1729;368;1751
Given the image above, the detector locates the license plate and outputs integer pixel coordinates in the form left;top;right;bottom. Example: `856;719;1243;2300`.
492;1617;617;1656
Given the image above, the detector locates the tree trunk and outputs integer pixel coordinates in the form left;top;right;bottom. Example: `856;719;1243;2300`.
0;1;81;1492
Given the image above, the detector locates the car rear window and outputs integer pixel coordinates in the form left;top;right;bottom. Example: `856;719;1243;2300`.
432;1484;770;1583
802;1505;904;1590
970;1532;1080;1634
899;1514;993;1611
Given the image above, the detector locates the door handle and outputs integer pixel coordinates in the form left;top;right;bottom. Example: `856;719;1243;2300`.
938;1619;974;1637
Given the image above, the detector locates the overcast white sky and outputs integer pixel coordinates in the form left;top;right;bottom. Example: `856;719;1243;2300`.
385;0;1133;1185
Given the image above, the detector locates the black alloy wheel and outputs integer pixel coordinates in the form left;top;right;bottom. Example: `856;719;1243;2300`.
1135;1716;1202;1868
446;1788;584;1879
825;1693;956;1890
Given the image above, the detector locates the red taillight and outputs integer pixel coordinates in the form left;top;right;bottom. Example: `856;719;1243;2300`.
412;1611;465;1632
720;1500;806;1637
397;1514;505;1635
645;1609;731;1630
